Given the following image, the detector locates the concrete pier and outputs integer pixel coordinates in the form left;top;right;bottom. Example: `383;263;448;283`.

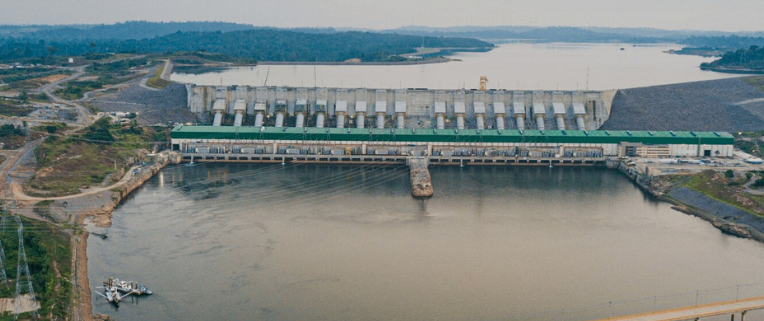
407;157;433;198
592;295;764;321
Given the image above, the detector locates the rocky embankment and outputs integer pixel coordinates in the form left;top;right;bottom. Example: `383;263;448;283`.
618;166;764;243
668;187;764;242
85;151;182;226
602;77;764;132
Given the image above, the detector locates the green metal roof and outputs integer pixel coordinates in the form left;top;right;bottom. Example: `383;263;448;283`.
171;126;734;145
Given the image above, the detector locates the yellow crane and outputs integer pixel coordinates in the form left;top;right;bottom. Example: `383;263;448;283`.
479;76;488;91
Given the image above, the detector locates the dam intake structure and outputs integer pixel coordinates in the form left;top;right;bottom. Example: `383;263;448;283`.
186;85;614;132
178;85;735;198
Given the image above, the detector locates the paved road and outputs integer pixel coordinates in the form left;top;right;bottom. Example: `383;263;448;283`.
594;296;764;321
743;175;764;196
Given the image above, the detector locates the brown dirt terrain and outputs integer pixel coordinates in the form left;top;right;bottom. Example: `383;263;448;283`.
74;227;93;321
38;74;70;84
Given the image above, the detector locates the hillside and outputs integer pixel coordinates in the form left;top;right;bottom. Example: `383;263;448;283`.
0;29;493;63
389;26;661;43
0;21;256;40
700;45;764;72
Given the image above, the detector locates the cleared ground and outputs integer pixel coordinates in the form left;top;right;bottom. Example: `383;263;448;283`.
86;78;195;126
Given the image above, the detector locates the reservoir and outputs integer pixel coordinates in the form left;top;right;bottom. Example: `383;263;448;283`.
88;164;764;321
170;43;739;90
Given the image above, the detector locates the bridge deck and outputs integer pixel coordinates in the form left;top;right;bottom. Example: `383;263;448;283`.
594;296;764;321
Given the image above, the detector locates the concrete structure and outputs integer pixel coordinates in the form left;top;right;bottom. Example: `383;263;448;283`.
185;85;612;131
513;102;526;130
593;295;764;321
172;125;733;197
408;157;433;197
211;99;226;126
171;126;734;161
232;99;246;127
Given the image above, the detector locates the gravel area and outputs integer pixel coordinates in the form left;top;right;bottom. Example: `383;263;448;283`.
602;78;764;132
669;187;764;232
88;81;197;126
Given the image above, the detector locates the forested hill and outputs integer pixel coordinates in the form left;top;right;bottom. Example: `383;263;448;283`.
682;36;764;50
701;46;764;71
0;21;256;40
387;26;661;43
0;29;493;63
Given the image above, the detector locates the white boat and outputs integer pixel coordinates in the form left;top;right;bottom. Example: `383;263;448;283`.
97;277;127;306
113;278;153;296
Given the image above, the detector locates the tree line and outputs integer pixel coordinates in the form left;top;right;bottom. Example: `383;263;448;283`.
702;45;764;70
0;29;493;63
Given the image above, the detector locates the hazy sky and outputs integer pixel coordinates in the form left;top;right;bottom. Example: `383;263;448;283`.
2;0;764;32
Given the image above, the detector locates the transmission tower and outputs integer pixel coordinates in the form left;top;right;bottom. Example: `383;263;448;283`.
0;233;7;287
0;206;8;287
14;218;37;320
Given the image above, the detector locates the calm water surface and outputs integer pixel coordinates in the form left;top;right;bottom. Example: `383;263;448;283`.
88;164;764;321
170;43;739;90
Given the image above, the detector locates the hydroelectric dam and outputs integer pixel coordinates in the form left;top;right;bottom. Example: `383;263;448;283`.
173;85;735;197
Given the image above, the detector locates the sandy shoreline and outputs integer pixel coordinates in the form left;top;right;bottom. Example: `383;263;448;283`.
74;228;92;321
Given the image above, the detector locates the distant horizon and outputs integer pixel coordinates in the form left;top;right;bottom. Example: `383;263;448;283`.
0;21;763;35
4;0;764;33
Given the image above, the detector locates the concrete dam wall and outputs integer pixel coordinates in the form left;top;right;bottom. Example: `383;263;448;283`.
186;85;612;131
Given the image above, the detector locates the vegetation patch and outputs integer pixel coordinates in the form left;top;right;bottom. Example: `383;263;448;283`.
145;63;171;89
0;68;70;92
54;56;156;100
29;118;160;196
1;29;493;63
0;214;72;320
742;76;764;94
0;99;32;117
702;45;764;72
33;122;66;134
32;200;53;217
734;131;764;157
680;170;764;216
54;80;102;101
0;123;46;150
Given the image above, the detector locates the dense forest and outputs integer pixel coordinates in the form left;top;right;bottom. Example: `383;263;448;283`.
391;25;764;41
682;35;764;50
389;26;662;43
0;27;493;63
0;21;256;40
701;45;764;71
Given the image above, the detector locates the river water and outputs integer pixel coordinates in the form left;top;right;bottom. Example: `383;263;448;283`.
88;164;764;321
170;43;739;90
